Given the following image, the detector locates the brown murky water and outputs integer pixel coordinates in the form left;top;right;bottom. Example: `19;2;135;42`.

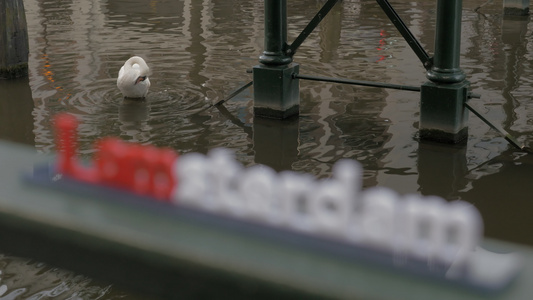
1;0;533;298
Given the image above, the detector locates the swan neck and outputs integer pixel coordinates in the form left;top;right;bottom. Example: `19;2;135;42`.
125;57;149;73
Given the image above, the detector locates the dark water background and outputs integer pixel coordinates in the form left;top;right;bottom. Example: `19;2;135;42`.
1;0;533;298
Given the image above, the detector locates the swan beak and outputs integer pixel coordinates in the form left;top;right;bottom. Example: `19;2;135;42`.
135;76;147;85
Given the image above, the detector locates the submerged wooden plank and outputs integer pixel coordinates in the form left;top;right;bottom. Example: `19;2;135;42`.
0;140;532;299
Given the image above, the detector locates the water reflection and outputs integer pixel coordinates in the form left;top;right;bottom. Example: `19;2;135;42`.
15;0;533;240
2;0;533;297
0;255;136;299
501;15;530;135
0;78;35;146
417;141;468;199
318;1;342;64
253;116;299;172
118;99;151;143
461;150;533;245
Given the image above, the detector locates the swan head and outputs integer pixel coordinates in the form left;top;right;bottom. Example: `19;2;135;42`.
117;56;151;99
135;75;147;85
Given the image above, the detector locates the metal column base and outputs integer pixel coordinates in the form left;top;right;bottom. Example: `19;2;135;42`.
253;63;300;119
419;81;470;144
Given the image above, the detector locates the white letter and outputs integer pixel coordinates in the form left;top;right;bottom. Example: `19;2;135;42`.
332;159;362;205
440;201;482;268
396;195;446;261
239;165;279;222
310;179;351;235
172;153;210;207
279;171;316;232
207;148;243;214
358;187;397;249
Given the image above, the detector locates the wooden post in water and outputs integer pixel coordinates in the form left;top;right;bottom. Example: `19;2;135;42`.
503;0;530;15
0;0;29;79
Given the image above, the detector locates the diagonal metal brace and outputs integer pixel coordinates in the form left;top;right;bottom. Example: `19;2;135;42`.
464;102;528;152
286;0;340;57
376;0;433;70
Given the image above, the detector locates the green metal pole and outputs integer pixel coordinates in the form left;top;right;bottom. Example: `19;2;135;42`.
426;0;465;84
259;0;292;66
420;0;469;143
253;0;299;119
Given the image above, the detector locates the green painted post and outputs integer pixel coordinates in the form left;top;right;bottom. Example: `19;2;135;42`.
259;0;291;66
253;0;300;119
420;0;469;143
0;0;29;79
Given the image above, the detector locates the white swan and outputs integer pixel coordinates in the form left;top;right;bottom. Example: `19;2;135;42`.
117;56;151;99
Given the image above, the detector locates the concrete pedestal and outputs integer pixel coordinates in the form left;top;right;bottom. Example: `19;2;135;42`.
253;63;300;119
420;81;470;143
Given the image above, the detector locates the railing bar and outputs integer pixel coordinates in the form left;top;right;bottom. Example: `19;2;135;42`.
294;74;421;92
212;80;253;107
464;102;526;151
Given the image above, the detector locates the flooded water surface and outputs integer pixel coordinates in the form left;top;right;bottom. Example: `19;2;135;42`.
2;0;533;298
